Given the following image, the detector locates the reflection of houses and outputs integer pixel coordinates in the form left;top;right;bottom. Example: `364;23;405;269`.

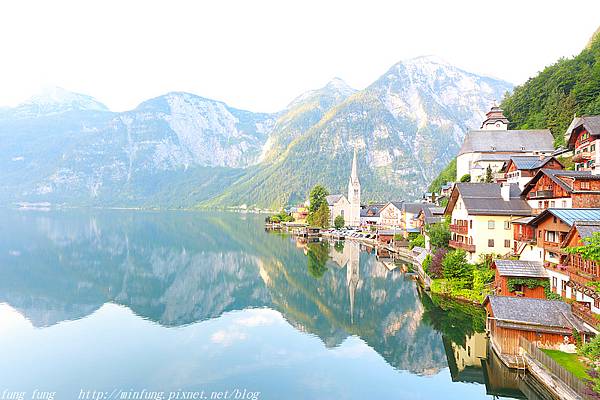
491;260;547;298
484;296;593;357
443;333;487;384
445;183;531;262
456;106;554;181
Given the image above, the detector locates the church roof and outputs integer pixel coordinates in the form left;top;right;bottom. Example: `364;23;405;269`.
458;129;554;156
326;194;346;206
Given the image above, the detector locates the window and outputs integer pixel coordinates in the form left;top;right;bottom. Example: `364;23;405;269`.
504;221;510;230
581;181;591;190
561;280;567;291
504;239;511;248
552;277;557;290
562;200;567;208
469;220;473;229
488;220;495;229
595;298;600;309
488;239;495;247
550;201;555;208
538;201;543;208
592;144;596;152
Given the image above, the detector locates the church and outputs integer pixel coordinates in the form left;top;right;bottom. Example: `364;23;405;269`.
326;148;361;227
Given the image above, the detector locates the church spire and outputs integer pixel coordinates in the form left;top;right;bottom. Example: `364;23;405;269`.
351;147;359;183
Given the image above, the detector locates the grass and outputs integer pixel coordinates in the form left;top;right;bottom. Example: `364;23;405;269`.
542;349;590;380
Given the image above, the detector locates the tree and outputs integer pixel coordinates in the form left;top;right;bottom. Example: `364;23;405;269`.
426;216;451;249
309;202;330;228
334;215;345;229
460;174;471;183
484;165;493;183
409;234;425;249
442;249;474;282
427;248;447;278
308;185;329;213
565;232;600;262
307;242;329;279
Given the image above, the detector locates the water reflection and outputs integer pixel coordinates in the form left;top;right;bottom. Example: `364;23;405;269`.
0;210;542;399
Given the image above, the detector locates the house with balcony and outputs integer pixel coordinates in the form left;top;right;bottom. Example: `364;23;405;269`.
378;201;403;230
510;216;543;262
456;106;554;182
501;155;563;190
562;221;600;321
444;183;531;262
565;115;600;172
491;260;548;299
528;208;600;305
521;169;600;214
360;203;384;226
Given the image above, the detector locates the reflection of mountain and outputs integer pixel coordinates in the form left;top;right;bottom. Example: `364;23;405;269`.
0;210;446;374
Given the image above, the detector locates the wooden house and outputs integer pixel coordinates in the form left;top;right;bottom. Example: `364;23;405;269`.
521;169;600;214
501;155;563;190
565;115;600;172
484;296;592;357
492;260;547;299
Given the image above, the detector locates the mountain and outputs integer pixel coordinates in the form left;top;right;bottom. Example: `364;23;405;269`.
502;28;600;147
209;56;512;207
0;90;274;207
0;58;511;209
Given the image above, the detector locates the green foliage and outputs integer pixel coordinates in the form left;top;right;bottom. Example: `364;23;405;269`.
460;174;471;183
308;185;329;213
409;233;425;250
268;210;294;223
501;33;600;146
442;250;474;282
393;233;404;241
565;232;600;262
334;215;345;229
558;155;575;171
484;165;493;183
428;158;456;193
472;266;494;294
308;202;330;228
333;241;344;253
307;242;329;279
507;277;563;300
422;254;432;273
426;217;451;250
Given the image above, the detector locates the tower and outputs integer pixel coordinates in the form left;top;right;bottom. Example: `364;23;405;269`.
480;104;509;130
347;147;361;226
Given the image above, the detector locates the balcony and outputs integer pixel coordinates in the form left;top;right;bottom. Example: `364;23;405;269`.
449;240;475;252
571;302;598;327
450;224;468;234
529;189;554;199
573;151;592;163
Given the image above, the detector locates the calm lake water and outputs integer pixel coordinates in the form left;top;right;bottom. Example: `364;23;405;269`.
0;210;542;400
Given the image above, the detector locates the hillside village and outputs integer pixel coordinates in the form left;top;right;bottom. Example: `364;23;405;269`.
269;106;600;397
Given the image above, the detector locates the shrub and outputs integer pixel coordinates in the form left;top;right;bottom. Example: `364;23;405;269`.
334;215;345;229
442;249;474;283
460;174;471;182
428;248;447;278
409;234;425;249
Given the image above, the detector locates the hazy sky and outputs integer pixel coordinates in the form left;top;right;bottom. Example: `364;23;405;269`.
1;0;599;112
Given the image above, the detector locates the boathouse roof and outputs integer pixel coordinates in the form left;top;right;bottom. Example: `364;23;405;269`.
484;296;591;334
493;260;547;278
458;129;554;156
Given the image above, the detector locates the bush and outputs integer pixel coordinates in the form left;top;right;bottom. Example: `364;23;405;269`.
427;248;447;278
409;234;425;249
334;215;345;229
426;217;451;249
442;249;474;283
460;174;471;182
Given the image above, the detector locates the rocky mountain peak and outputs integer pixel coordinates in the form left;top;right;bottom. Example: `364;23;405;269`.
18;87;110;116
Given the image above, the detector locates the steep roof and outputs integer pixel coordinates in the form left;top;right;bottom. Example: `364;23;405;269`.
521;169;600;196
505;155;562;171
563;220;600;246
458;129;554;156
445;183;531;216
484;296;590;334
566;115;600;145
326;194;346;206
403;202;426;214
419;206;445;224
529;208;600;227
493;260;547;278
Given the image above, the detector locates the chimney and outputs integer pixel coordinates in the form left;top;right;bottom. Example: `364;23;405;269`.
501;183;511;202
539;154;545;161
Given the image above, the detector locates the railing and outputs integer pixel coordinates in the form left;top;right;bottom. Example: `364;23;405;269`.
573;151;592;163
571;302;599;328
449;224;468;234
449;240;475;252
519;337;594;400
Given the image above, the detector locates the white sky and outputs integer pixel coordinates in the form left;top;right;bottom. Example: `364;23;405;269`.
1;0;599;113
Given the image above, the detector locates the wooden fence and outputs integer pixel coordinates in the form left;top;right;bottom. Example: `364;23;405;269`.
519;337;594;400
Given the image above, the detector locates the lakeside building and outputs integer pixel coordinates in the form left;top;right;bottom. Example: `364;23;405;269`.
326;148;362;227
445;183;531;262
379;201;403;229
501;156;563;190
484;296;593;356
401;202;427;238
456;106;554;182
521;169;600;214
565;115;600;172
440;182;454;198
360;204;384;226
416;205;445;251
491;260;547;299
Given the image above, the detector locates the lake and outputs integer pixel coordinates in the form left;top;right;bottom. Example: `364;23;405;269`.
0;210;544;400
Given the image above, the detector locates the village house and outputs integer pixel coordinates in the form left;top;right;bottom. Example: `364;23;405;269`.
326;194;350;226
401;202;427;238
416;205;444;251
510;216;543;262
561;221;600;322
440;182;454;198
521;169;600;214
484;296;593;357
360;203;384;227
501;155;563;190
445;183;531;262
378;201;403;229
565;115;600;172
456;106;554;182
491;260;547;299
527;208;600;306
290;203;309;223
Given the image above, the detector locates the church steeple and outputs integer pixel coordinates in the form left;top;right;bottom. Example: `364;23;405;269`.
347;146;361;226
350;147;359;184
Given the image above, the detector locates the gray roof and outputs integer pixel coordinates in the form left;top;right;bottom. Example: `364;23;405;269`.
511;216;535;224
473;153;514;162
522;169;600;196
360;204;384;217
384;201;404;210
403;202;426;214
485;296;590;334
566;116;600;143
458;129;554;156
421;206;445;224
507;156;558;170
530;208;600;227
494;260;547;278
451;183;532;216
326;194;345;206
573;220;600;241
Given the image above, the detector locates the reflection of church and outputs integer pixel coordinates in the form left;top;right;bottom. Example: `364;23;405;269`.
329;240;361;323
